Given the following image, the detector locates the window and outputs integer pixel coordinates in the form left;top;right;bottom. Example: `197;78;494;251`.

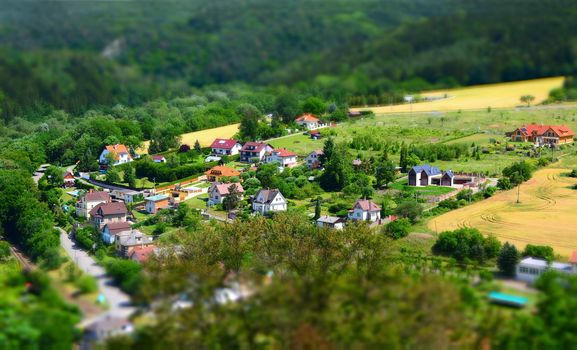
519;267;529;274
529;268;539;275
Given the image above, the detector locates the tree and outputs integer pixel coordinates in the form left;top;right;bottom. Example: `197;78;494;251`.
301;97;327;116
238;103;262;140
319;137;335;165
313;197;321;220
179;144;191;153
394;201;423;223
275;92;301;124
382;218;411;239
497;242;519;276
399;143;408;172
320;143;352;191
124;164;136;188
194;139;202;153
520;94;535;107
376;160;396;188
43;166;64;188
106;167;121;183
223;184;242;212
522;244;554;261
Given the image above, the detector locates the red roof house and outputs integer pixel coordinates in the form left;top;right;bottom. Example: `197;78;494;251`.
210;139;242;156
295;114;321;130
511;124;574;145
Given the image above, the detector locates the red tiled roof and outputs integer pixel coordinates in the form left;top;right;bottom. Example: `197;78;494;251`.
211;183;245;195
205;166;241;178
64;172;75;180
210;139;239;149
270;148;296;157
84;190;111;202
90;201;128;217
569;250;577;264
241;142;271;152
354;199;381;212
130;246;156;263
152;155;165;161
105;144;132;159
296;114;320;123
518;124;574;137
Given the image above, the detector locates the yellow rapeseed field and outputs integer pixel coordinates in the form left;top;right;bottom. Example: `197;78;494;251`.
138;123;240;154
352;76;564;114
429;168;577;257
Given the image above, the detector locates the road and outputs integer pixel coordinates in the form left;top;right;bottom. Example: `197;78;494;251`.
56;227;135;325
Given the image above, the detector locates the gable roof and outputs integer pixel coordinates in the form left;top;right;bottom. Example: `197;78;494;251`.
129;245;156;263
205;165;241;178
145;194;169;202
308;149;324;156
317;215;343;224
210;183;245;195
241;142;271;152
269;148;297;157
64;171;75;180
117;230;153;246
353;199;381;212
90;201;127;217
104;144;132;159
517;124;574;138
410;164;442;176
84;190;111;203
152;155;166;161
210;139;239;149
443;170;454;178
254;189;284;204
103;222;132;235
295;114;320;123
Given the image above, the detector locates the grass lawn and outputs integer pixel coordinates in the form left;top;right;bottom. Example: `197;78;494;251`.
390;179;455;197
269;133;324;156
183;194;209;210
443;133;505;146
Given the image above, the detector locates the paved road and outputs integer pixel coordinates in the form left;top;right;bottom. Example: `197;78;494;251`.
57;228;135;325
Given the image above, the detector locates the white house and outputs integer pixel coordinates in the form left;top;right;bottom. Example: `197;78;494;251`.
208;183;245;205
305;150;324;169
317;216;345;230
295;114;320;130
99;144;133;166
265;148;297;168
240;142;273;163
75;190;111;218
348;199;381;222
152;155;166;163
516;257;575;284
252;189;287;215
210;139;242;156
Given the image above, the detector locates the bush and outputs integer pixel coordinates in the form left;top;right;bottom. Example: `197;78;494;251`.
382;218;412;239
568;169;577;178
75;226;99;251
0;241;11;261
75;275;98;294
432;228;501;263
103;258;142;295
394;201;423;223
522;244;554;261
40;247;63;270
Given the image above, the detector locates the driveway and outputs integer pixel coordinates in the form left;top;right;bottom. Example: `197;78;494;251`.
57;228;135;325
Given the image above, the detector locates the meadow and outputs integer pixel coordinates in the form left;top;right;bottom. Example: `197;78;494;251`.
352;76;565;114
429;164;577;257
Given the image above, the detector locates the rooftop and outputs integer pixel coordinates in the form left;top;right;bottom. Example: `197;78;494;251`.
145;195;169;202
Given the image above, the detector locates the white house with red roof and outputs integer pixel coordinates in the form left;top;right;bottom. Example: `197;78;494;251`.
152;155;166;163
63;171;75;187
211;139;243;156
348;199;381;222
239;142;273;162
265;148;297;168
295;114;321;130
208;182;245;205
99;144;133;166
510;124;574;146
75;190;111;218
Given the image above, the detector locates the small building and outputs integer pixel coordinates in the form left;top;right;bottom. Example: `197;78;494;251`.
76;190;111;218
265;148;298;168
110;189;144;203
295;114;320;130
115;229;154;258
205;165;241;182
144;194;170;214
305;150;324;170
208;183;245;205
63;171;75;187
129;245;156;264
310;130;322;140
90;202;128;228
239;142;273;163
317;216;345;230
99;144;133;166
408;164;454;187
101;222;132;244
152;155;166;163
510;124;574;145
210;139;242;156
516;257;574;284
81;315;134;350
348;199;381;223
252;189;287;215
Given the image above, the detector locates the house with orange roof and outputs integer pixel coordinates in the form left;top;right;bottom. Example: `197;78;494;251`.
205;165;241;182
265;148;297;168
99;144;133;166
63;171;75;187
295;114;320;130
510;124;574;146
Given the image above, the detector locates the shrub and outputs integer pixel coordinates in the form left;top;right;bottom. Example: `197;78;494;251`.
394;201;423;223
568;169;577;178
0;241;11;261
75;275;98;294
382;218;412;239
40;247;63;270
522;244;554;261
432;228;501;263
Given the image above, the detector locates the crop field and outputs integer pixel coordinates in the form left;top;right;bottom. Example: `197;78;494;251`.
428;166;577;257
352;76;565;114
139;123;240;154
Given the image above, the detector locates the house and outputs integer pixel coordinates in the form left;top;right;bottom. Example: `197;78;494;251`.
252;189;287;215
295;114;320;130
516;257;575;284
115;229;154;258
239;142;273;162
317;216;345;230
152;155;166;163
310;130;322;139
63;171;75;187
208;183;245;205
99;144;133;166
265;148;298;168
89;201;128;228
81;315;134;350
305;150;324;169
510;124;574;145
144;194;170;214
348;199;381;222
211;139;242;156
75;190;111;218
101;222;132;244
408;164;454;187
129;245;156;264
205;165;241;182
110;189;143;203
